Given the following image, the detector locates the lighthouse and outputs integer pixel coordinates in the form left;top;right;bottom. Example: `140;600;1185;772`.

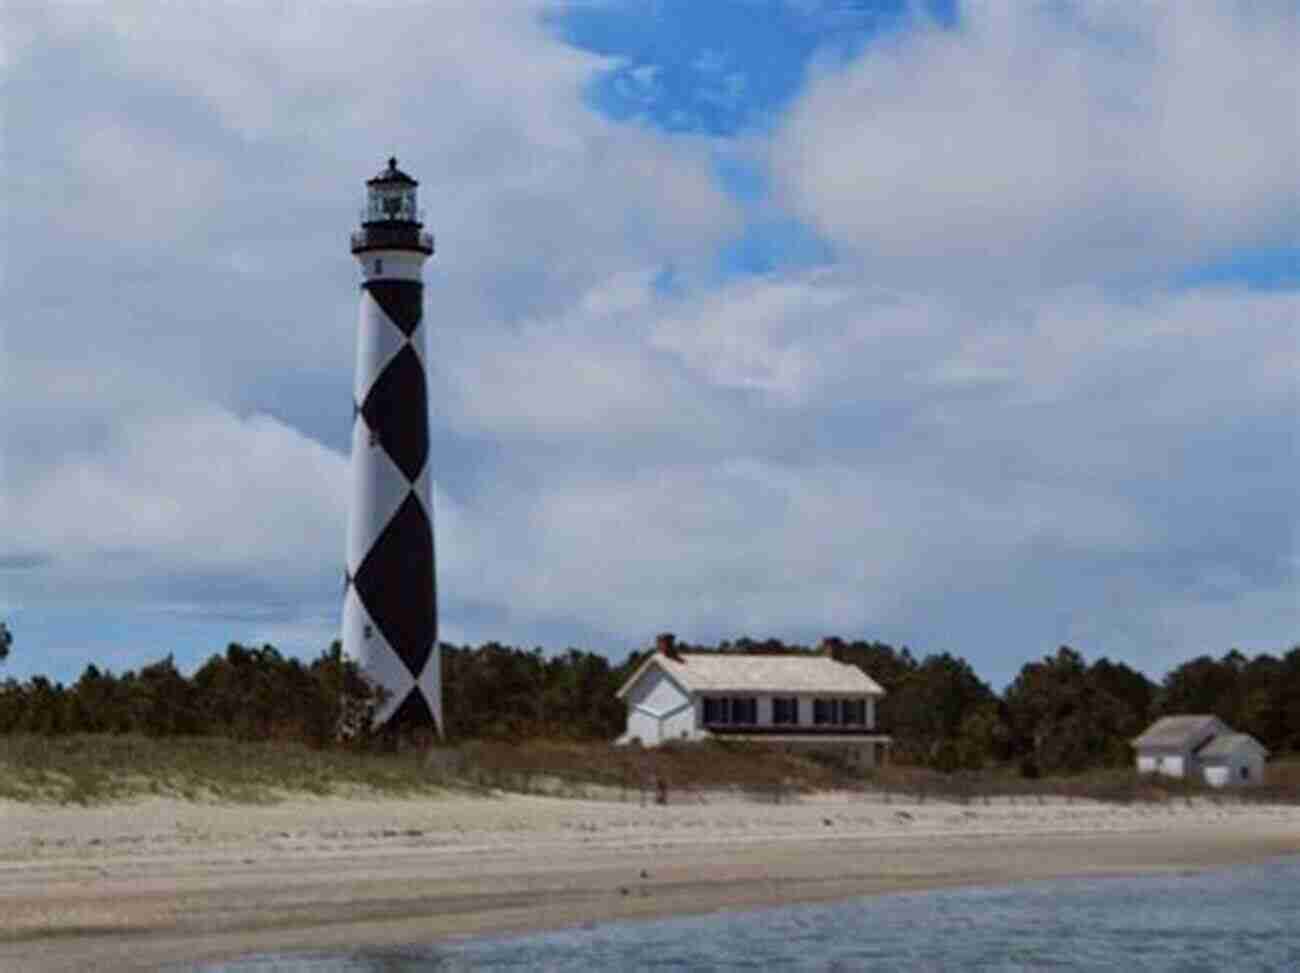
343;158;441;734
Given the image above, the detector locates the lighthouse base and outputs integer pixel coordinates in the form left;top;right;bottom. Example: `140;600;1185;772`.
384;689;439;734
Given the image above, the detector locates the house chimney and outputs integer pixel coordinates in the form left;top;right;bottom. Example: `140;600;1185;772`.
655;633;676;655
818;636;844;659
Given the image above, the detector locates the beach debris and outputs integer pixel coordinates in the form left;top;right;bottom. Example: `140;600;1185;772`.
640;869;650;878
823;818;834;827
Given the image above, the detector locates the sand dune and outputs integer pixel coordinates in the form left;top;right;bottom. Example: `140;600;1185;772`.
2;791;1297;971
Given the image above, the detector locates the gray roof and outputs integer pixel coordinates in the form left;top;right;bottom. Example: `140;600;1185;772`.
620;652;885;697
1197;733;1269;760
1132;714;1226;749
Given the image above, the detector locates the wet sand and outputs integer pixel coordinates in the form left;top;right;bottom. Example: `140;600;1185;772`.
2;792;1297;971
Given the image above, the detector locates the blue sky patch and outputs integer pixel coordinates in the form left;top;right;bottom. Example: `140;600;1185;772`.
549;0;953;136
718;217;835;276
1177;246;1300;291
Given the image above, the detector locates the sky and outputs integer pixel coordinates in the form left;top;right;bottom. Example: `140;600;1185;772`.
2;0;1297;690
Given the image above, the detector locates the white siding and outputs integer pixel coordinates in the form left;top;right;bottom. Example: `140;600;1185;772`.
623;667;693;744
661;703;698;742
1203;750;1266;788
1137;752;1188;777
623;708;662;745
1203;766;1230;788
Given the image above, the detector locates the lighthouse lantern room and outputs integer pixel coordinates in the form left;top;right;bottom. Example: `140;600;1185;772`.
351;158;434;261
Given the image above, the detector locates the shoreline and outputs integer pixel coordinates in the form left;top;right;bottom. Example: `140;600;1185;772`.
2;792;1297;971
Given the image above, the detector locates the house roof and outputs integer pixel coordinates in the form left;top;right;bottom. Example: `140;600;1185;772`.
1197;733;1269;760
1132;714;1225;749
618;651;885;698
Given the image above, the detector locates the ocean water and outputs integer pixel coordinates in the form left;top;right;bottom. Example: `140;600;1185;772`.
199;857;1300;972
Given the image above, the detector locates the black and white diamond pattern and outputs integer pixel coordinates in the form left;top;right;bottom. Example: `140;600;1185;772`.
360;344;428;482
343;277;441;733
353;288;408;403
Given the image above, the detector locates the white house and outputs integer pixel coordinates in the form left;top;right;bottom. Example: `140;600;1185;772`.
1132;715;1268;787
615;635;891;768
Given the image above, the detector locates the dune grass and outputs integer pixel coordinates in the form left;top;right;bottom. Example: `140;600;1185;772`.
0;735;857;805
0;734;442;805
2;733;1295;806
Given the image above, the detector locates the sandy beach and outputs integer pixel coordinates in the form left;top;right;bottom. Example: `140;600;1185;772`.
2;790;1297;971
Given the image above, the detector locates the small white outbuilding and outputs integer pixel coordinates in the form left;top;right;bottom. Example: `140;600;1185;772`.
1132;715;1268;787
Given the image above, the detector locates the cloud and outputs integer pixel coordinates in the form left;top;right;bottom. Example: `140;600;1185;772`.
2;405;347;605
773;0;1300;291
64;117;228;245
491;456;1153;643
431;268;1295;678
438;270;742;454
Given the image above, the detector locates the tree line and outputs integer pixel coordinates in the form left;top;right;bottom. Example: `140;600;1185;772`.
0;623;1296;775
0;638;631;745
814;638;1300;775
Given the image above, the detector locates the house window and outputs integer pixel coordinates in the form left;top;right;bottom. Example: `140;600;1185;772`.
730;697;757;724
773;697;799;725
703;697;729;724
813;698;839;725
374;258;384;275
703;696;757;725
1240;765;1249;780
842;699;867;725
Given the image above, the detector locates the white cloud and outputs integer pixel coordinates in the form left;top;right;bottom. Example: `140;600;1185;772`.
774;0;1300;290
3;406;346;602
67;117;228;245
444;454;1152;648
424;257;1294;673
438;272;742;448
23;0;738;272
649;270;953;402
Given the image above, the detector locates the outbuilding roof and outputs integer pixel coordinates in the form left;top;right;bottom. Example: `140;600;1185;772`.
1132;714;1225;750
618;651;885;698
1197;732;1269;760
